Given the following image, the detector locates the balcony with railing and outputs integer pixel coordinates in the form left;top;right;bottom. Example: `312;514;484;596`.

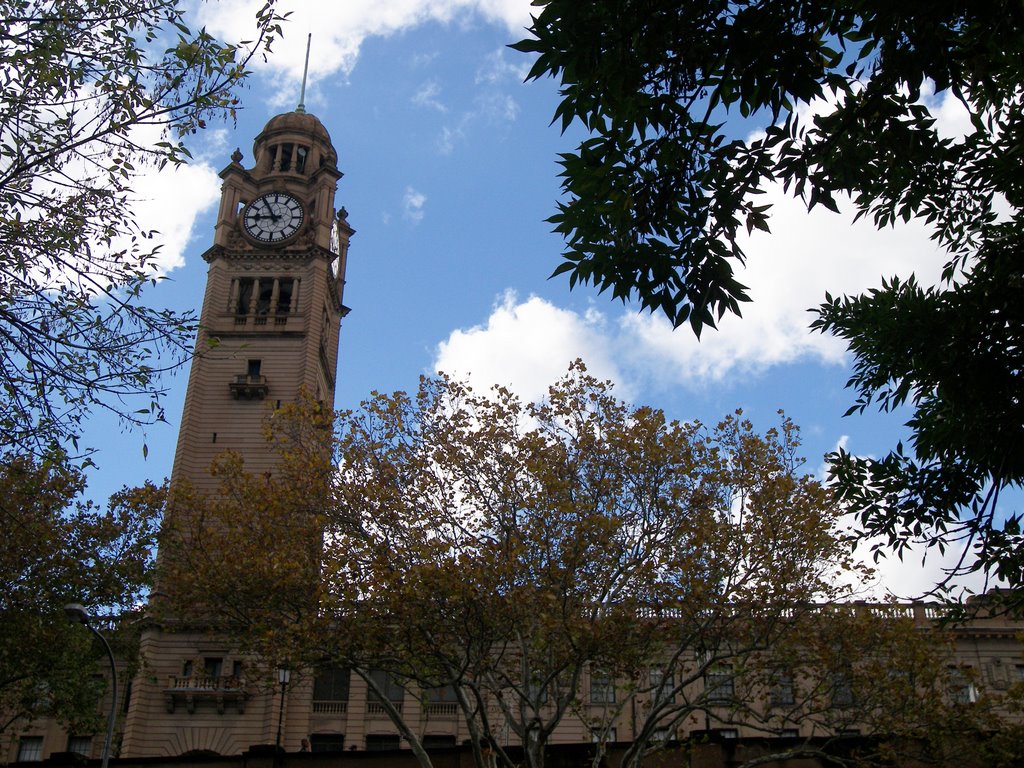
424;702;458;717
366;701;402;716
164;675;247;714
229;374;269;400
312;700;348;715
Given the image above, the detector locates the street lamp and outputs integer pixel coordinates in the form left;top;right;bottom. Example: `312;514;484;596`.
64;604;117;768
275;666;291;754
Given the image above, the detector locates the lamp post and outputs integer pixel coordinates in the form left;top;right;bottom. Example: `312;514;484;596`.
64;604;117;768
275;666;291;754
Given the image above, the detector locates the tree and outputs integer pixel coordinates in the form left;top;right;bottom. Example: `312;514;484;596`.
511;1;1024;598
0;453;163;738
159;365;1018;768
0;0;284;458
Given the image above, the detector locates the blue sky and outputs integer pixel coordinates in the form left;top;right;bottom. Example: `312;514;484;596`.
82;0;980;597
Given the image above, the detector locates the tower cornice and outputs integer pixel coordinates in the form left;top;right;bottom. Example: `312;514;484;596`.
202;244;339;264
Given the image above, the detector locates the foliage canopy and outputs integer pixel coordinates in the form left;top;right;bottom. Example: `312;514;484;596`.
0;454;163;737
513;0;1024;598
0;0;283;457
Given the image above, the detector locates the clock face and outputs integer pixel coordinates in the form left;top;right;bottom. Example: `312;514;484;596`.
243;192;304;243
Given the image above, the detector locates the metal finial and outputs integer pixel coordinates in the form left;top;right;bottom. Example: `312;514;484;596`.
296;33;312;113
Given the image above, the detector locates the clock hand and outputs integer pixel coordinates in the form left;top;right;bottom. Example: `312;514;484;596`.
252;204;281;222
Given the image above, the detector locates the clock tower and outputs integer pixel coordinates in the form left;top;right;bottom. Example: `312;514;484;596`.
168;109;352;491
120;109;352;756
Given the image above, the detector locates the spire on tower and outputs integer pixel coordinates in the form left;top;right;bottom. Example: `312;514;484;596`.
296;33;312;114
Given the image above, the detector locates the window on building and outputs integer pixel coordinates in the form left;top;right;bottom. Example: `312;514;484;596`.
778;729;799;739
309;734;345;753
277;278;295;313
367;670;405;705
365;734;401;751
590;670;616;704
295;146;309;173
235;277;296;316
830;672;855;708
949;666;978;705
18;737;43;762
526;672;549;705
770;671;795;707
706;663;734;704
424;684;458;715
182;660;194;678
313;666;350;703
651;671;675;696
204;657;223;679
256;281;274;315
236;278;254;315
67;737;92;757
649;668;674;701
247;360;262;379
886;666;913;694
278;144;294;172
591;728;617;743
425;685;457;704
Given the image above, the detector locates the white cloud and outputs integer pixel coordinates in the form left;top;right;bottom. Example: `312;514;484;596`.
128;161;221;274
18;82;223;285
437;124;464;155
195;0;535;93
433;82;520;154
110;119;222;275
433;291;628;402
196;128;232;161
925;80;974;140
434;88;518;153
403;186;427;223
475;47;531;85
411;51;440;68
476;91;519;122
816;434;850;481
615;86;963;384
822;430;999;601
412;80;448;112
430;176;949;402
856;541;993;602
611;88;981;388
614;181;948;390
